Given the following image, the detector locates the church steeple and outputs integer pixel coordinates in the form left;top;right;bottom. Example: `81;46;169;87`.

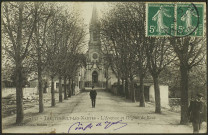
90;3;98;26
84;3;106;87
89;3;100;45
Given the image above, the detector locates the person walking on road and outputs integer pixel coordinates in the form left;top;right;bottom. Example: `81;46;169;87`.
188;93;206;133
90;86;97;108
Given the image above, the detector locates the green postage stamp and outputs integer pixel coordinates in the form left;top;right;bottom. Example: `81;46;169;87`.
146;3;205;37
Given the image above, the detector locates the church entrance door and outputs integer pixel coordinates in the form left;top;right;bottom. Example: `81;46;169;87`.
92;71;98;85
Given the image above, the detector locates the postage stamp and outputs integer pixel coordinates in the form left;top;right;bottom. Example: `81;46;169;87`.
176;4;204;36
146;3;175;36
146;3;204;37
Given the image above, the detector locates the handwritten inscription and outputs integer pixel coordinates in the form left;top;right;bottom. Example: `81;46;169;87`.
68;120;127;132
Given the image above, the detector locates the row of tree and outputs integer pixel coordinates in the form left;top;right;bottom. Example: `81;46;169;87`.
100;3;206;124
2;2;86;124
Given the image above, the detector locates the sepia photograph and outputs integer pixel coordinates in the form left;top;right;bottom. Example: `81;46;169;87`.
1;1;207;134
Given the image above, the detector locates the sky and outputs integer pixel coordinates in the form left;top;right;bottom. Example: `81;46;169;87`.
60;2;108;25
61;2;109;53
74;2;108;24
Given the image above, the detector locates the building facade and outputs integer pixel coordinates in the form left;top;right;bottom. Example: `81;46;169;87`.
81;5;117;88
84;6;106;88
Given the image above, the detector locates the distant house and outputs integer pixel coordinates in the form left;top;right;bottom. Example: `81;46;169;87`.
28;75;49;93
28;76;76;94
135;78;169;108
29;78;38;88
2;79;14;88
111;77;169;108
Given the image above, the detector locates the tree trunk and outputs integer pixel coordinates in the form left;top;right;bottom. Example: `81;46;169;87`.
51;76;55;106
117;75;120;96
128;81;131;99
153;76;161;113
180;65;189;124
64;77;67;100
130;78;135;102
38;62;44;112
106;78;108;90
71;79;75;95
139;76;145;107
105;69;108;90
59;76;62;102
43;81;47;93
16;63;24;124
16;3;24;124
122;78;125;96
71;79;73;95
68;78;71;97
125;78;129;99
35;10;44;112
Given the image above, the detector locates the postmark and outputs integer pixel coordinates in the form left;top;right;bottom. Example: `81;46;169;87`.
146;3;204;37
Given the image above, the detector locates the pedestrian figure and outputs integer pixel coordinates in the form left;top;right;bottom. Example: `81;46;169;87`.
90;86;97;108
188;93;206;133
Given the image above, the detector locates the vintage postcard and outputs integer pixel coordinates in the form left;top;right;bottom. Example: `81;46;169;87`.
1;1;207;134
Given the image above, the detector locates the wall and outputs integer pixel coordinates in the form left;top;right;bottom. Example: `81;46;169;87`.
149;85;169;108
2;88;37;98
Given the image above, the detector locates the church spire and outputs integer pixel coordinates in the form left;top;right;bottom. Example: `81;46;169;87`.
90;3;98;26
89;3;100;45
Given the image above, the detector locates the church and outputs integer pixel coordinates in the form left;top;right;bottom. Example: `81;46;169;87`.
78;5;117;89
